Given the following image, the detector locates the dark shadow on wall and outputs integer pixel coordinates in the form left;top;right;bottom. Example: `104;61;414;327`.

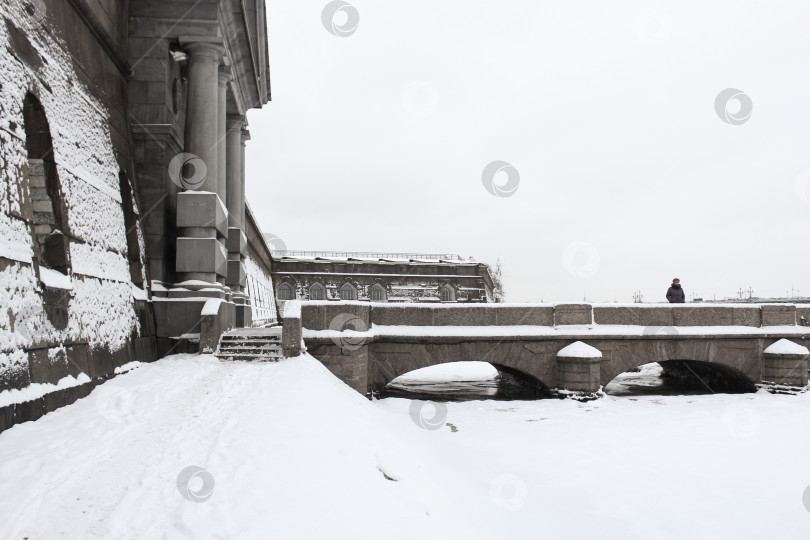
658;360;757;394
118;171;144;287
604;360;757;396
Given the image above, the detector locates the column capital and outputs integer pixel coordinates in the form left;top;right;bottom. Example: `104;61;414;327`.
180;37;225;62
241;129;251;145
218;67;233;86
227;114;246;131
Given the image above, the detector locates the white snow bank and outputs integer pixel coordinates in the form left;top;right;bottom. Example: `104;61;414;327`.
201;298;223;316
764;339;809;356
131;283;148;301
114;361;142;375
393;361;499;383
0;372;90;408
0;353;809;539
39;267;73;290
69;242;131;282
0;213;33;263
174;280;220;288
283;300;301;318
557;341;602;358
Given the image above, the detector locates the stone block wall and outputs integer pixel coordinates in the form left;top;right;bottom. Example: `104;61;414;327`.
302;302;370;332
307;342;369;394
761;304;796;326
0;1;157;424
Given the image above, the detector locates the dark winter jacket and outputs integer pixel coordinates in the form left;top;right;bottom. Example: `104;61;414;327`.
666;285;685;303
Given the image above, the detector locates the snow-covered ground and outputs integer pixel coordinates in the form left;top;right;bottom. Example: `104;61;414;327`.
1;354;809;539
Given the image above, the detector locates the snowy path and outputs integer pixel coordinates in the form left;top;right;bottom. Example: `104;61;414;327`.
1;354;809;539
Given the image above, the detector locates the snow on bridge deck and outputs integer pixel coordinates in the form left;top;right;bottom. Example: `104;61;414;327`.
304;324;810;340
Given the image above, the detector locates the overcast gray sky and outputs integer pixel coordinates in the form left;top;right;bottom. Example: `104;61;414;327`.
245;0;810;303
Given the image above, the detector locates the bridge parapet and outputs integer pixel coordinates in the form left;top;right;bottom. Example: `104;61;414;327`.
798;306;810;326
299;301;805;330
761;304;797;326
593;304;764;327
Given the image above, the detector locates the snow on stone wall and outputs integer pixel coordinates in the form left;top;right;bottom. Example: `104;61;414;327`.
0;1;144;386
245;255;276;325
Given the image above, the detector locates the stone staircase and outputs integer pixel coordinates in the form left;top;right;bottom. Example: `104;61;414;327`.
215;327;283;362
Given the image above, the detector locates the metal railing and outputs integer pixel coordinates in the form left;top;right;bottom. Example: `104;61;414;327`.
272;250;465;261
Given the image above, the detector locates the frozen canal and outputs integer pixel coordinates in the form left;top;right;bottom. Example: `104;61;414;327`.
0;354;808;539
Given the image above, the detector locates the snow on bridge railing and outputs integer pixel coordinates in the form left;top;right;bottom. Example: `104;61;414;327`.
272;251;465;262
298;301;810;330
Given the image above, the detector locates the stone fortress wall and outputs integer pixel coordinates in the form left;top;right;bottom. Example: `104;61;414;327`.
0;0;155;397
0;0;275;432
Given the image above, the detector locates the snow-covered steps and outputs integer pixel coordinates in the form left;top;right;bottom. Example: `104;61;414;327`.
215;328;283;362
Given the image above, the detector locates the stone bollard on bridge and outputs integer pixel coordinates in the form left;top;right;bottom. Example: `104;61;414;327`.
762;339;809;387
556;341;602;392
282;300;303;358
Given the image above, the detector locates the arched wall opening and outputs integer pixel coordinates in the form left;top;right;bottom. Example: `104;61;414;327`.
23;92;71;331
604;360;757;396
23;92;71;275
381;360;552;401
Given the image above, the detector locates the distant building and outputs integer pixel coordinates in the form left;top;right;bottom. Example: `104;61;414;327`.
268;248;495;306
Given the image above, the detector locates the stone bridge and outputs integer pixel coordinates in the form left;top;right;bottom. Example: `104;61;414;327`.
282;302;810;395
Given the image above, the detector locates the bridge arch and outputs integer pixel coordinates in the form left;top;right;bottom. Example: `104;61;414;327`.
597;338;763;390
603;359;757;396
381;359;552;400
369;341;554;397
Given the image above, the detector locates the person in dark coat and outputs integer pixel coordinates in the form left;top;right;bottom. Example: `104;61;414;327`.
666;278;686;303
